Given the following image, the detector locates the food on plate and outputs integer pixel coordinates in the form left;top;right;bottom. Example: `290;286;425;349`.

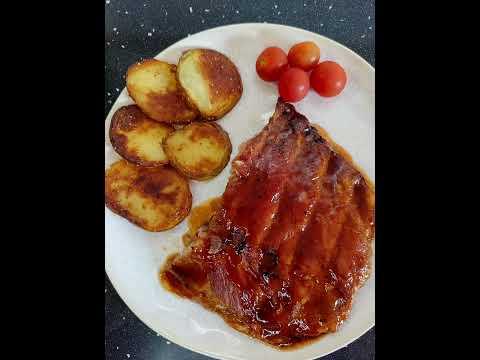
255;46;289;81
310;61;347;97
106;50;240;232
278;68;310;102
126;59;198;124
105;160;192;232
177;48;243;120
256;41;347;101
287;41;321;71
109;105;173;167
163;122;232;180
182;197;223;247
161;99;375;347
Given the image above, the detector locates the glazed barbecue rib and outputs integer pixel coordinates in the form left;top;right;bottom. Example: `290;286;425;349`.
162;99;375;347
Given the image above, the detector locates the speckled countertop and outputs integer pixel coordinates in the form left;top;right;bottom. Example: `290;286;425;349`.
105;1;375;359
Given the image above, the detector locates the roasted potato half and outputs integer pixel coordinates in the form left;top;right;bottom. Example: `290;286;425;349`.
105;160;192;232
163;122;232;180
126;59;198;124
109;105;173;167
177;49;243;120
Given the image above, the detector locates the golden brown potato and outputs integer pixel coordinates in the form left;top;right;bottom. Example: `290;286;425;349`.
177;49;243;121
163;122;232;180
109;105;174;167
105;160;192;231
126;59;198;124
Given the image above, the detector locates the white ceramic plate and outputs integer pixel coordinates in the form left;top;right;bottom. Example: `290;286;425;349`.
105;23;374;360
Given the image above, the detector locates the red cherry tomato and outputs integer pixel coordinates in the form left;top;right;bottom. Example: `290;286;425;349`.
310;61;347;97
288;41;321;71
278;68;310;103
278;64;291;78
256;47;288;81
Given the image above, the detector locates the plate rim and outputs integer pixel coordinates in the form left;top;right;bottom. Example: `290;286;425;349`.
105;22;375;360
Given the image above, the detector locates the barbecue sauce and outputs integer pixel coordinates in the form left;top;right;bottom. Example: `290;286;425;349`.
160;108;374;349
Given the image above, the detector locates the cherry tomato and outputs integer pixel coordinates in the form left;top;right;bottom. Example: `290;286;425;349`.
278;68;310;102
310;61;347;97
278;64;291;78
288;41;321;71
256;47;288;81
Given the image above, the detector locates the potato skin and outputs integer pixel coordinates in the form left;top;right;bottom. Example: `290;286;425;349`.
110;105;174;167
177;49;243;121
126;59;198;124
163;122;232;181
105;160;192;232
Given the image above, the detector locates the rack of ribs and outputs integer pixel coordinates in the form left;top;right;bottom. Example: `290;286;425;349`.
162;99;375;347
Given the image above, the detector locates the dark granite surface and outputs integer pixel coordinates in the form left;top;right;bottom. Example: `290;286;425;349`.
105;1;375;359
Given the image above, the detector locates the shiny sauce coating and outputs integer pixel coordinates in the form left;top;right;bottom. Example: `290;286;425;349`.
161;100;375;348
